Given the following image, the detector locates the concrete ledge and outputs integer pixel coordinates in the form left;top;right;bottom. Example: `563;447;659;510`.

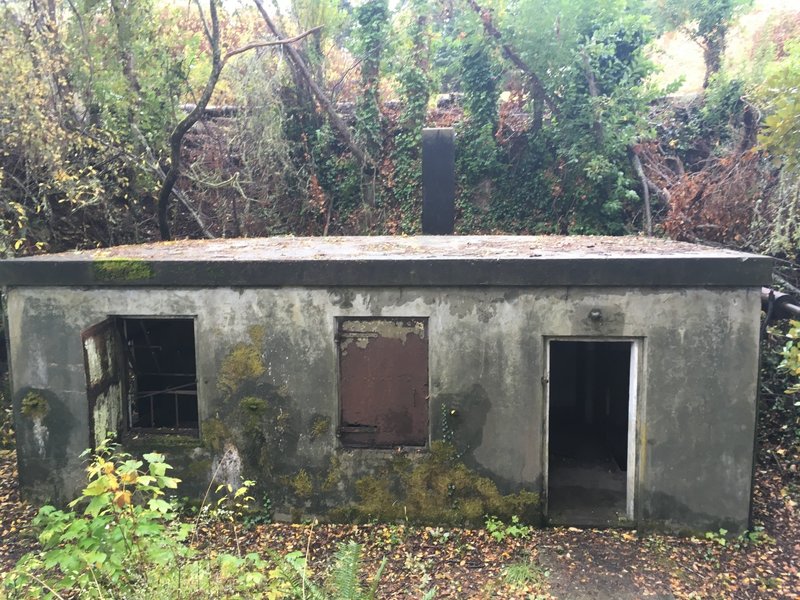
0;236;773;288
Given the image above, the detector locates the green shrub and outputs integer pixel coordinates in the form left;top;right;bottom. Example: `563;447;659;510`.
1;439;399;599
485;514;532;542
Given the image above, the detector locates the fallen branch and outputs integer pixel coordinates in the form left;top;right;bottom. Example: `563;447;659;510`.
773;273;800;298
465;0;558;116
252;0;374;169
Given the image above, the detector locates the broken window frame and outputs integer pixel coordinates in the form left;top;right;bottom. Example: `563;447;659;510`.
82;317;125;448
336;317;430;449
83;314;201;441
542;336;641;522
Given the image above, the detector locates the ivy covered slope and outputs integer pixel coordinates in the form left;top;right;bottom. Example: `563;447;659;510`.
0;0;796;251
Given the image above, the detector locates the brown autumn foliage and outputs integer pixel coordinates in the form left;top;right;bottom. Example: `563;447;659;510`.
661;149;776;247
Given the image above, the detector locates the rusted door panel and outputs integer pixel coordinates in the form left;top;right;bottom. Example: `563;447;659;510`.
338;318;428;447
82;318;123;448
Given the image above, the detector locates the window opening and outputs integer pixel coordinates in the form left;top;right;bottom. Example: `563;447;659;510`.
547;340;632;526
121;318;198;431
338;318;428;448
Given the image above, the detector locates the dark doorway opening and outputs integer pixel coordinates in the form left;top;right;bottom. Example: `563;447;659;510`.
547;340;632;526
121;318;198;432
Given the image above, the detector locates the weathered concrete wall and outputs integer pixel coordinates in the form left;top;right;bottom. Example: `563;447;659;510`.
7;285;761;532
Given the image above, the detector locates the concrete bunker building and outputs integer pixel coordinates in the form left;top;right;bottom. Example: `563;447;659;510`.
1;235;772;532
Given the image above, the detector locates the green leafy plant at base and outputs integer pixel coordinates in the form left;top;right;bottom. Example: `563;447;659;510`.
503;558;550;591
3;439;193;597
485;515;532;543
777;320;800;446
2;439;405;599
1;439;267;598
704;528;729;547
243;492;273;529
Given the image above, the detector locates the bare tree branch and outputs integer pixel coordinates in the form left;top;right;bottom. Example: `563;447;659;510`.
252;0;375;169
222;26;323;65
194;0;213;44
464;0;559;116
156;0;323;240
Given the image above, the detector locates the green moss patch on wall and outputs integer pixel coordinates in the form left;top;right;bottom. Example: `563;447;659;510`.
201;418;233;453
291;469;313;499
335;441;540;526
309;415;331;440
20;391;48;419
321;455;342;493
92;258;154;281
124;434;202;451
239;396;268;430
240;396;268;413
218;345;266;396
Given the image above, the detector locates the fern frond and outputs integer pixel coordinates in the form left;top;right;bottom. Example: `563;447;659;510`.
329;541;364;600
365;556;387;600
420;588;438;600
265;548;327;600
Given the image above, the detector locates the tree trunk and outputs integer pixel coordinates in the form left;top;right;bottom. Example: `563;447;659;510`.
581;51;604;146
630;146;653;236
703;34;724;88
157;0;223;241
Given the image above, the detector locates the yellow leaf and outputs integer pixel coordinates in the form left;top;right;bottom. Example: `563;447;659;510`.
120;471;137;485
114;490;131;508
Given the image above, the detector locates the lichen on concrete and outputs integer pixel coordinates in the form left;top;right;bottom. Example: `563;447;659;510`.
207;328;304;513
92;258;154;281
337;441;540;526
247;325;267;347
218;345;266;395
20;391;48;419
309;415;331;441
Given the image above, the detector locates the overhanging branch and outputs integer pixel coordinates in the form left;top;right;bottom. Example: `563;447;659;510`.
252;0;375;169
465;0;559;116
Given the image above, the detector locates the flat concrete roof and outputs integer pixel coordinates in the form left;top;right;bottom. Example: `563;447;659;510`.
0;236;772;287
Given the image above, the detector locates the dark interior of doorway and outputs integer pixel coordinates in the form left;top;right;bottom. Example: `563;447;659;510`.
548;340;631;526
121;318;198;431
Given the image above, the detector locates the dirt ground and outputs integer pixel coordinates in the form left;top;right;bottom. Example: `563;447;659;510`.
1;437;798;599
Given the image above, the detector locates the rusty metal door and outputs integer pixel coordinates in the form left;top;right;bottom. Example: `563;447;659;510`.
338;318;428;447
82;318;124;448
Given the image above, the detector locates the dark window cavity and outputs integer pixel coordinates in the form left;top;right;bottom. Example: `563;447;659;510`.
337;318;429;448
122;318;198;431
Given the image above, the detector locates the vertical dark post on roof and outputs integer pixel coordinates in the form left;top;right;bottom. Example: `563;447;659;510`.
422;128;455;234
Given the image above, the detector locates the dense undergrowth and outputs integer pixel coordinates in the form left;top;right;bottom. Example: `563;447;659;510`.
0;0;798;253
0;439;416;599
